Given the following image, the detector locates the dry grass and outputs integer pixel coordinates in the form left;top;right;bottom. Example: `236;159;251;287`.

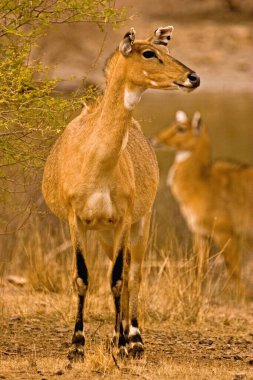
1;211;252;317
0;213;253;379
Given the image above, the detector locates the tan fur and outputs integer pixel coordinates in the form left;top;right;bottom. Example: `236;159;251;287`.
155;111;253;296
42;27;199;357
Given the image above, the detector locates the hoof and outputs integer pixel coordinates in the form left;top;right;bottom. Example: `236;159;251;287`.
67;344;84;362
117;345;128;359
128;342;144;359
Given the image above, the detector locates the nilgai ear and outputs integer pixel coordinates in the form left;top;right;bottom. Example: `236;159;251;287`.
153;26;174;46
176;110;188;123
119;27;136;56
192;112;202;134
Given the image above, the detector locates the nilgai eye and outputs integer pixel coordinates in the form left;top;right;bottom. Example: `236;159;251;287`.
177;126;186;133
143;50;156;59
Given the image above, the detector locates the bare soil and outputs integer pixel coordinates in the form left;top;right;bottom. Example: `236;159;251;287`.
0;286;253;380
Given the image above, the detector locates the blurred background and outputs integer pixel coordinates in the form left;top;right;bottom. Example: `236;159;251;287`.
1;0;253;298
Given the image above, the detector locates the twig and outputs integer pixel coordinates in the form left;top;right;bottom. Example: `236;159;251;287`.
83;30;108;82
111;350;121;371
0;130;29;137
0;350;17;356
45;240;72;265
91;322;105;341
0;202;32;235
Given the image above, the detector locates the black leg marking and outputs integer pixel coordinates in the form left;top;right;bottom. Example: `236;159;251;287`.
74;247;88;335
111;248;123;326
112;248;123;290
111;249;127;352
76;246;88;286
128;318;144;358
68;246;88;361
72;295;85;344
119;322;126;347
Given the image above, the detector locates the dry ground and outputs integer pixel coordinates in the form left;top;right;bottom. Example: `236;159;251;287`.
0;284;253;380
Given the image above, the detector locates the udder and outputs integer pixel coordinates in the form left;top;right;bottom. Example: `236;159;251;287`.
80;190;119;230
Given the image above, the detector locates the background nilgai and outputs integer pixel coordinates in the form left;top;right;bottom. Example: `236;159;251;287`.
152;110;253;298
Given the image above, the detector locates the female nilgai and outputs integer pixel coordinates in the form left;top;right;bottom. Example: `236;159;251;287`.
154;111;253;296
42;27;200;360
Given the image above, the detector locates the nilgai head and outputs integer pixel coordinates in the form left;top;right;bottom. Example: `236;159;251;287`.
153;111;204;151
116;26;200;92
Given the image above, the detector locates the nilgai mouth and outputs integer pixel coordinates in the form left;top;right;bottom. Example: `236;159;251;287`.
148;137;170;151
174;72;200;92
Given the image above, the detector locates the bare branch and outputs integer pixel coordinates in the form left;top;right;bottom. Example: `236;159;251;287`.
0;130;28;137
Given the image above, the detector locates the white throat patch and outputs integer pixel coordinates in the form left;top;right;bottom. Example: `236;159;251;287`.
167;151;192;187
124;87;143;110
175;151;192;163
